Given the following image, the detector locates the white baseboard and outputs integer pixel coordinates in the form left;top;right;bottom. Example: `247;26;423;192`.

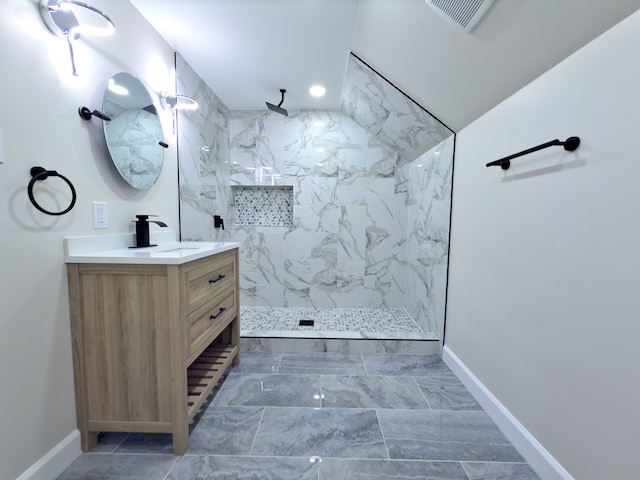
16;430;81;480
442;346;574;480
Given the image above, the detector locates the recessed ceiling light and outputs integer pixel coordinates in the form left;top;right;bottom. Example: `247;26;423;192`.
309;85;326;97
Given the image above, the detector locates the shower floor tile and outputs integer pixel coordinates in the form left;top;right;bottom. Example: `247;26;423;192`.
240;307;437;340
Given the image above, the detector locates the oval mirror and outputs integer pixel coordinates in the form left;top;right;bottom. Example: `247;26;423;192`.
102;72;164;190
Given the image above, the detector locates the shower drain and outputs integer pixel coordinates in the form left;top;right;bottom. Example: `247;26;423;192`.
298;319;315;326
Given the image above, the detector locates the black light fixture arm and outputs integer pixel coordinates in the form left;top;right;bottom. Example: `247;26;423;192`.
78;106;111;121
277;88;286;107
486;136;580;170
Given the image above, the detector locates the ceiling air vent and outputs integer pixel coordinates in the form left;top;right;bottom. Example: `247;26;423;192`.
426;0;494;33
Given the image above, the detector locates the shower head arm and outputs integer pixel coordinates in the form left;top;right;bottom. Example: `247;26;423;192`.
266;88;288;116
277;89;286;107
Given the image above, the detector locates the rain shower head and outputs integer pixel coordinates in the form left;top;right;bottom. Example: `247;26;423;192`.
266;88;288;116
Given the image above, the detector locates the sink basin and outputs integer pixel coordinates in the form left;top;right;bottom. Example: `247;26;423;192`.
157;247;201;253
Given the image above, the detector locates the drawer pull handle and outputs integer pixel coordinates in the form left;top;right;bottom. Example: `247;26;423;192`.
210;307;226;320
209;274;226;284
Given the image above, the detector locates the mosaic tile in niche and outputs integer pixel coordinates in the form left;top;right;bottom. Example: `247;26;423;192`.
233;186;294;227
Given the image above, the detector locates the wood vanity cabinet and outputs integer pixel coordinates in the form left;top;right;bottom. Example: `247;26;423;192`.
66;248;240;455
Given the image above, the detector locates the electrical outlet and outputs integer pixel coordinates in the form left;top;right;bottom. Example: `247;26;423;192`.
93;201;109;229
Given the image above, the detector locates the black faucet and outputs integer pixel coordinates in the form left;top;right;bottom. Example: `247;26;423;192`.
131;215;168;248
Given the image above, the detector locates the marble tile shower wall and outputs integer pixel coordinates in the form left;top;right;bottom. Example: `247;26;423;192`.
342;54;453;165
176;52;454;339
228;110;390;308
401;138;454;340
226;110;454;336
176;53;232;241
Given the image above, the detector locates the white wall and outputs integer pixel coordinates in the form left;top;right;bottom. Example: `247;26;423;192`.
0;1;178;478
446;10;640;480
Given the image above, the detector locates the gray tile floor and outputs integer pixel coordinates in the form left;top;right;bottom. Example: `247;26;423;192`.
57;353;540;480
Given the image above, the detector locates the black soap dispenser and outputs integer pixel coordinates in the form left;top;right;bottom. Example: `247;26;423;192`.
131;215;168;248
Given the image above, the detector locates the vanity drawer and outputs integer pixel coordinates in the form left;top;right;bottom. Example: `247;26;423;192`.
187;286;237;363
184;250;236;314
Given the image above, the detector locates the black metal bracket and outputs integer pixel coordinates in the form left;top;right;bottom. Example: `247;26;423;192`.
486;137;580;170
79;107;166;147
78;106;111;121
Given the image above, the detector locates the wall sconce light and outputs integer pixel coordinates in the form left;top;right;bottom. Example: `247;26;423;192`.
160;93;199;111
160;92;198;134
39;0;115;76
160;67;198;133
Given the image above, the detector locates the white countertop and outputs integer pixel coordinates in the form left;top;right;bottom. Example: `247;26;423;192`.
64;232;239;265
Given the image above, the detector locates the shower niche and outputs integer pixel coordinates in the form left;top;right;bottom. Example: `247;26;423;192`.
232;185;293;227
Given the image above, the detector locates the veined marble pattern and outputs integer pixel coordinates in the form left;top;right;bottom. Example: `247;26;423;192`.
341;54;453;165
402;136;455;338
102;103;164;190
176;53;232;242
241;337;441;355
177;52;455;348
229;126;454;337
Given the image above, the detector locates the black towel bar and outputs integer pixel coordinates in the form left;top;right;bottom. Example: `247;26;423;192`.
486;137;580;170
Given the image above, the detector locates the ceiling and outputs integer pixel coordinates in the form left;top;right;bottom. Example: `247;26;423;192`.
130;0;640;131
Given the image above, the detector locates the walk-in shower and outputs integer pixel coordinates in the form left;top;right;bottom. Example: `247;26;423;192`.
176;52;455;352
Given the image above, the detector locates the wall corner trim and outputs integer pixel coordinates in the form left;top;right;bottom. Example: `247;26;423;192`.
442;346;575;480
16;429;81;480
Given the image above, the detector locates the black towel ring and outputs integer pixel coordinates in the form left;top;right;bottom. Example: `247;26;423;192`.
28;166;77;216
